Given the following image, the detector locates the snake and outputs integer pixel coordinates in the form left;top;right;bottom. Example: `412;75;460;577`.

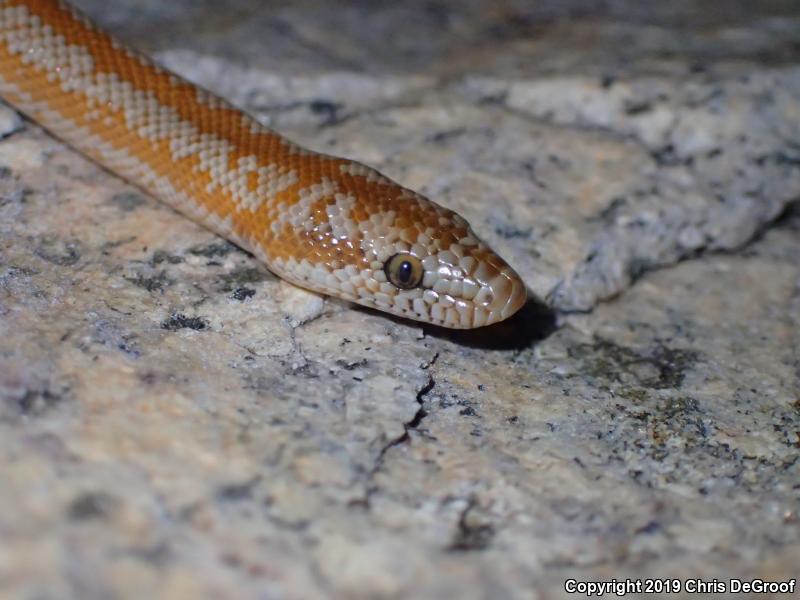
0;0;527;328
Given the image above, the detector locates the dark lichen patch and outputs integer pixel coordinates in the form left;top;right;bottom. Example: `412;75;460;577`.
34;237;81;267
616;387;650;403
18;388;63;415
150;250;184;266
488;215;533;240
231;286;255;301
308;98;342;126
88;320;141;359
217;266;272;292
647;397;710;451
645;347;699;389
623;99;653;115
568;337;699;390
0;264;38;284
651;143;680;166
661;396;701;419
335;358;368;371
188;240;237;258
68;492;118;521
3;384;69;419
216;477;261;502
125;270;170;293
606;391;729;472
161;313;208;331
757;150;800;168
108;191;147;211
766;399;800;450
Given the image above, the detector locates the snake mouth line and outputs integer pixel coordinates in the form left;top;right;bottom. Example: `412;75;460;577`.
266;241;528;328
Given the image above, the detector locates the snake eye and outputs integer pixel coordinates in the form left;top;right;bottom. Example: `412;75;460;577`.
385;253;423;289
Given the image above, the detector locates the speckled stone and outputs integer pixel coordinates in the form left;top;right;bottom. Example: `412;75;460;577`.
1;1;799;599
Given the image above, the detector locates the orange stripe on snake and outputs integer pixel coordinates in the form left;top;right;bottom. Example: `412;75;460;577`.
0;0;527;328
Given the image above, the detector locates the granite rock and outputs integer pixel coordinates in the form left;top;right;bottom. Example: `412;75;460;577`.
1;1;799;599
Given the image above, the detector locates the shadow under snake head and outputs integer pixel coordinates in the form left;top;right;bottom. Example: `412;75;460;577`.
265;164;527;329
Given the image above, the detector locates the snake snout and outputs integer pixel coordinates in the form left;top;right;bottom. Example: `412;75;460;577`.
482;266;527;326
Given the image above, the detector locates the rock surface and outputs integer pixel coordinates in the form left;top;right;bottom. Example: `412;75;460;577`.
1;1;798;599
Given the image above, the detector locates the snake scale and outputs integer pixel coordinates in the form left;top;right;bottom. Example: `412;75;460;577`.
0;0;526;328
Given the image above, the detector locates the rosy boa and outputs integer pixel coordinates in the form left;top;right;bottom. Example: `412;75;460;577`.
0;0;526;328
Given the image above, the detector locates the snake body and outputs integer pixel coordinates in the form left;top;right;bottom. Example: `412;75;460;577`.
0;0;526;328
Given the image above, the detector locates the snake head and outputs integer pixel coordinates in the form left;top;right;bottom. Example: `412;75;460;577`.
265;168;527;329
359;198;527;329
